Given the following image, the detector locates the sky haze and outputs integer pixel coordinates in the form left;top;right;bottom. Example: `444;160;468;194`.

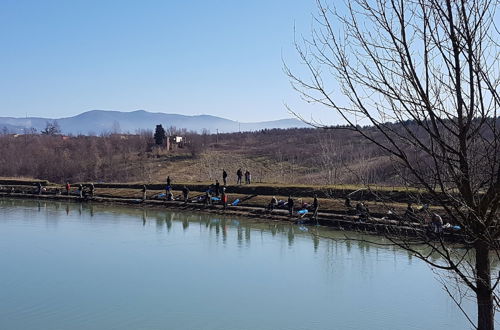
0;0;340;123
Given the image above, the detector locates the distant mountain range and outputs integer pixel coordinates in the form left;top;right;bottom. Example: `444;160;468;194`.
0;110;310;135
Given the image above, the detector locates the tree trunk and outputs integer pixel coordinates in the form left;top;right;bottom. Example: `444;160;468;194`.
476;241;494;330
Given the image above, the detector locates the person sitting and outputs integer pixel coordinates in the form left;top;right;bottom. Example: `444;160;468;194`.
204;190;212;206
356;202;369;221
345;197;352;208
287;196;294;216
267;196;278;212
430;213;443;233
404;203;418;222
418;203;429;212
182;186;189;203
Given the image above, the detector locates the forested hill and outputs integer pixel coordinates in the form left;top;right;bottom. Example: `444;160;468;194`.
0;110;309;135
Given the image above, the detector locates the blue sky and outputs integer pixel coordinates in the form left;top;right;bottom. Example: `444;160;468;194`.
0;0;338;123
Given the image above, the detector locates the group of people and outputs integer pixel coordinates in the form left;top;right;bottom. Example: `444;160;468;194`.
161;176;229;209
231;168;251;185
34;181;95;198
30;175;451;231
162;170;244;204
158;173;321;218
161;176;185;202
75;182;94;198
344;197;370;221
404;202;448;233
155;181;453;233
344;197;452;234
267;194;319;219
31;174;450;232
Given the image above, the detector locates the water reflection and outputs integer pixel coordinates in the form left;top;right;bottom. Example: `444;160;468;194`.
287;225;294;246
166;214;172;231
245;226;251;243
1;197;494;330
237;225;243;247
221;219;227;245
0;197;486;265
313;231;320;252
155;216;164;232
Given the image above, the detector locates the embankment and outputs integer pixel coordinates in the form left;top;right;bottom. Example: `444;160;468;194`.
0;180;465;243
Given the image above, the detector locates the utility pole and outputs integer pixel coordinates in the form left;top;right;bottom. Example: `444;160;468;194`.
216;129;219;144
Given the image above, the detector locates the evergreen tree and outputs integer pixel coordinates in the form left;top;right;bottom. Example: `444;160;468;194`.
153;124;166;146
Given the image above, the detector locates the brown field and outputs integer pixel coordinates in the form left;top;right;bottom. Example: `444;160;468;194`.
0;127;414;187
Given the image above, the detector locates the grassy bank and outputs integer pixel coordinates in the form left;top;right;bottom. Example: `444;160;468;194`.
0;178;439;218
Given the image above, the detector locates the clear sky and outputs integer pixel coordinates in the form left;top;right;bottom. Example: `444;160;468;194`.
0;0;338;123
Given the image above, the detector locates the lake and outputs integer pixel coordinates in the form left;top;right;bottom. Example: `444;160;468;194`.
0;198;473;330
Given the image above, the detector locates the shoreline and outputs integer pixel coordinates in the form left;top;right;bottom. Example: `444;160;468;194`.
0;189;465;243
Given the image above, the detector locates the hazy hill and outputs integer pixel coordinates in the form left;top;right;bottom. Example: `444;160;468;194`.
0;110;309;135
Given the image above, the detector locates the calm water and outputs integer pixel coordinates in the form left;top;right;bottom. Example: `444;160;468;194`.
0;198;473;330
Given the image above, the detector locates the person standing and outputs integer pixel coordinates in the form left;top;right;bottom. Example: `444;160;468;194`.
89;183;95;198
287;196;294;216
221;188;228;210
404;203;416;222
431;213;443;233
78;184;83;198
356;202;369;221
65;181;71;195
312;194;319;220
182;186;190;203
204;190;212;206
222;169;228;186
215;180;220;196
236;168;243;185
142;185;147;201
344;197;352;208
165;183;170;199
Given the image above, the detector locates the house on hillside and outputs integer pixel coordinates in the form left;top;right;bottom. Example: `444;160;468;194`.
166;135;185;150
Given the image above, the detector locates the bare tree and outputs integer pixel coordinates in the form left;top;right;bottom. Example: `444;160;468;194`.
286;1;500;329
41;120;61;136
111;120;121;134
